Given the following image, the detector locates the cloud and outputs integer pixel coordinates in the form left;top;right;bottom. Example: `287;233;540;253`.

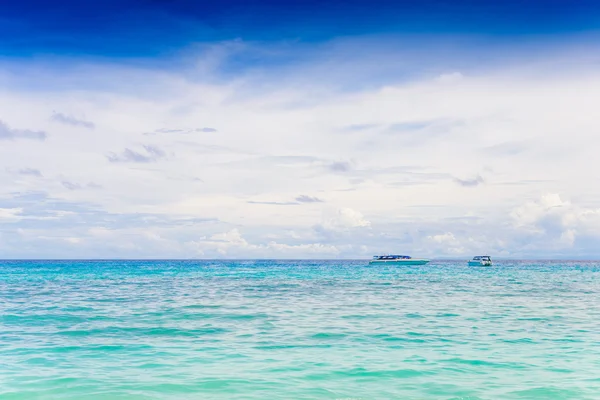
387;121;432;132
508;193;600;253
0;207;23;222
247;200;298;205
0;120;46;141
61;181;82;190
4;37;600;257
334;208;371;228
316;208;371;234
145;127;217;135
0;191;225;257
61;181;102;190
511;193;565;228
343;124;380;132
327;161;353;173
428;232;458;243
426;232;466;254
383;119;463;147
186;228;341;258
50;112;95;129
497;179;551;186
510;193;580;235
295;195;324;203
106;145;166;163
155;129;184;134
388;180;434;187
436;72;464;83
247;195;324;206
13;168;43;177
483;141;528;156
454;175;485;187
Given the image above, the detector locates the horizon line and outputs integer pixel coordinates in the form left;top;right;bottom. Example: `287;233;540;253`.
1;258;600;262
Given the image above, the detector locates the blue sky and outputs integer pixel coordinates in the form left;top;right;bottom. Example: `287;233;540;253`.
2;0;599;57
1;0;600;258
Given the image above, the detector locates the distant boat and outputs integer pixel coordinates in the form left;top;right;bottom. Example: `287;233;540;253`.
468;256;492;266
369;255;430;265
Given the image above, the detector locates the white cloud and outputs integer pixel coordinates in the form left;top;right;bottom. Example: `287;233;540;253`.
2;38;600;257
50;112;95;129
436;72;464;83
0;120;46;141
426;232;467;255
0;207;23;222
186;228;343;258
106;145;166;163
318;208;371;233
509;193;600;253
428;232;458;244
511;193;567;228
560;229;576;247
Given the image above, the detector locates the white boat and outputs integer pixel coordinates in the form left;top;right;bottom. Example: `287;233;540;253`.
468;256;492;266
369;255;430;265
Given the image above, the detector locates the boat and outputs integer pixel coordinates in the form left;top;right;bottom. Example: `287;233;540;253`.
468;256;492;266
369;255;430;265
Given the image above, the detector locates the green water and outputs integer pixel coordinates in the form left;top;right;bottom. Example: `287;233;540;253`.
1;260;600;399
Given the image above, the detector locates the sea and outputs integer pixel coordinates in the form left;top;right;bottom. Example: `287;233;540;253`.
1;260;599;399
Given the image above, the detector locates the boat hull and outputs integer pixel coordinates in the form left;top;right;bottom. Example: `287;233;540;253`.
468;261;492;266
369;259;430;266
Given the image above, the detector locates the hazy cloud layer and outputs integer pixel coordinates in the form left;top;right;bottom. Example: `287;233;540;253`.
2;37;600;257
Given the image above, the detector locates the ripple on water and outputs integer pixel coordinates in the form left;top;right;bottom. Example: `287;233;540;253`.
1;259;600;399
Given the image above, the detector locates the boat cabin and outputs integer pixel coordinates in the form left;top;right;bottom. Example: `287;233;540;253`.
372;255;412;260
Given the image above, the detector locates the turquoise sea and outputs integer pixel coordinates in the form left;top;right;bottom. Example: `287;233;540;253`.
1;260;600;399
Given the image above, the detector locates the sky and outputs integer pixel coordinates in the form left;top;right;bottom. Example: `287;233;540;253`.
1;0;600;259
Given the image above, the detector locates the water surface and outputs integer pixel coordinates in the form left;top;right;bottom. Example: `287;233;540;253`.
1;260;600;399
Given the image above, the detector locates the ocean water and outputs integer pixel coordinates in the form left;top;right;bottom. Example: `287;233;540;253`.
1;260;600;400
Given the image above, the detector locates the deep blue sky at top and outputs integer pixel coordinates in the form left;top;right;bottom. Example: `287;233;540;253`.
1;0;599;58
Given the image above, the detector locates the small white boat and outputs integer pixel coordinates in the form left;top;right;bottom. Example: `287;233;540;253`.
369;255;430;265
468;256;492;266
